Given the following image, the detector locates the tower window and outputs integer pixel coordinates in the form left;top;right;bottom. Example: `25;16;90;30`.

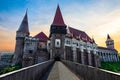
29;50;33;54
55;39;61;48
57;42;59;45
48;43;50;46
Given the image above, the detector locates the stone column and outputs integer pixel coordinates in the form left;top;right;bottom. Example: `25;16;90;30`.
113;54;116;61
114;55;116;62
106;53;107;61
110;54;112;62
50;49;53;59
73;48;77;62
111;54;113;62
107;53;109;62
109;54;111;62
102;53;104;61
64;50;66;60
111;54;113;61
81;50;85;64
94;51;98;67
88;51;92;66
101;54;102;61
103;53;105;62
111;54;115;62
107;54;109;62
117;55;119;61
104;53;106;61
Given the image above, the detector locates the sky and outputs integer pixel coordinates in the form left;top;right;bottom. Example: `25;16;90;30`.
0;0;120;53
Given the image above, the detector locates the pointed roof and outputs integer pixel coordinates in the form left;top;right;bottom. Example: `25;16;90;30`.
18;10;29;34
52;5;66;26
107;34;111;39
34;32;49;42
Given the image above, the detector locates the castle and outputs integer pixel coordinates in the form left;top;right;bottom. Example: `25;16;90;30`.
13;5;119;67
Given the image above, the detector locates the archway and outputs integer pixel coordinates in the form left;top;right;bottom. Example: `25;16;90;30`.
54;56;60;61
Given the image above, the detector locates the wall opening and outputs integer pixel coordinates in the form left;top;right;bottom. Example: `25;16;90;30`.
54;56;60;61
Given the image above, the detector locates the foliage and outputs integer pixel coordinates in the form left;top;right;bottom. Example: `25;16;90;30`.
0;64;21;75
100;62;120;73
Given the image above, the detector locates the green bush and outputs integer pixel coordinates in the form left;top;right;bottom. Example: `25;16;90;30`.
100;62;120;73
0;64;21;75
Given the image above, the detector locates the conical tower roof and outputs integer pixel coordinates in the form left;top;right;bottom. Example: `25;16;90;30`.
107;34;111;39
52;5;66;26
18;10;29;34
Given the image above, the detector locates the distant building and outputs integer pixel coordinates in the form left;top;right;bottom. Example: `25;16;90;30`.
22;32;49;67
0;52;13;65
13;5;119;68
98;34;119;62
12;10;49;67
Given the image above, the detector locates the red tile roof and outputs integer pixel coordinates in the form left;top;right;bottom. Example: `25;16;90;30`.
52;5;66;26
34;32;49;42
68;27;94;43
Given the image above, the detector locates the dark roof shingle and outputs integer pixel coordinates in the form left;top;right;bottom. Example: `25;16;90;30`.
68;27;93;42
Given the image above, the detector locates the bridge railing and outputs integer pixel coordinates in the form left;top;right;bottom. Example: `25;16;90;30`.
62;60;120;80
0;60;54;80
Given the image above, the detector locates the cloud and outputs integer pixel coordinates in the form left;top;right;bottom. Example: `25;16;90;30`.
1;0;120;52
56;0;120;52
0;24;15;51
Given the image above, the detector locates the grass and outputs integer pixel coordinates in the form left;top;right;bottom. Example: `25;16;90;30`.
100;62;120;73
0;64;21;75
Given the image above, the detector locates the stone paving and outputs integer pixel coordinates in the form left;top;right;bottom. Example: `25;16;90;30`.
47;61;80;80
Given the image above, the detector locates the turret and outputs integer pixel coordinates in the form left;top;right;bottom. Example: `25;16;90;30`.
50;5;67;60
13;11;29;65
105;34;114;49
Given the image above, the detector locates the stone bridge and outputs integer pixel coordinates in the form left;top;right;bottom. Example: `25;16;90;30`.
0;60;120;80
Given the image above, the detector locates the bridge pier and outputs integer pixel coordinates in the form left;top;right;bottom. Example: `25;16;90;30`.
73;48;77;62
81;51;85;64
88;52;92;66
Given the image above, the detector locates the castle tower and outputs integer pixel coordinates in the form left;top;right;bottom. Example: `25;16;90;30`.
13;11;29;65
50;5;67;60
105;34;114;49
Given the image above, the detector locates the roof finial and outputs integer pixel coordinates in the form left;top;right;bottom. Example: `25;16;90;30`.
107;34;111;39
26;8;28;14
57;3;59;7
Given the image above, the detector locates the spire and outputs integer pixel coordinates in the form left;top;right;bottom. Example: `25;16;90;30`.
52;5;66;26
107;34;111;39
18;10;29;34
